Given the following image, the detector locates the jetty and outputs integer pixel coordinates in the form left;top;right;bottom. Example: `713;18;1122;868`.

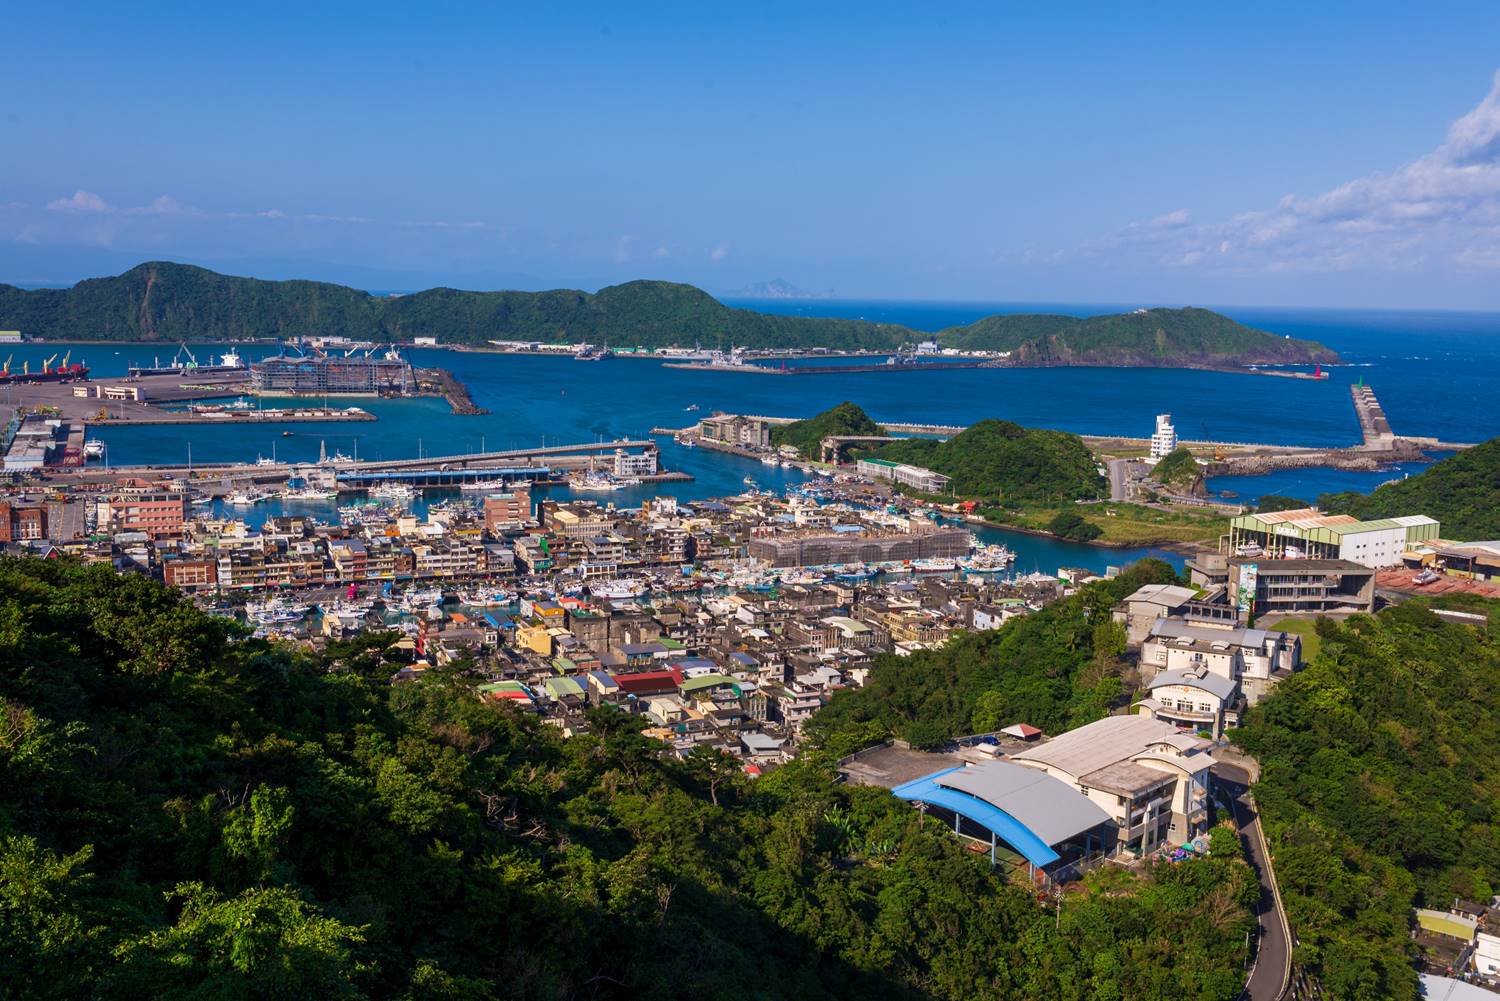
663;359;990;376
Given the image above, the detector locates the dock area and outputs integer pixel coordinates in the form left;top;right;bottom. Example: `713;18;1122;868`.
415;367;489;415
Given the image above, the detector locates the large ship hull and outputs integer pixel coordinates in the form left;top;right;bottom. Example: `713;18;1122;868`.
0;365;90;384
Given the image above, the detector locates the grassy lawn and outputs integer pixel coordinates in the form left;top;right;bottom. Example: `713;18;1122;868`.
988;502;1228;546
1271;618;1322;660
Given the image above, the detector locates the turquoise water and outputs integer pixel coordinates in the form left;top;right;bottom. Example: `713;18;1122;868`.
15;302;1498;573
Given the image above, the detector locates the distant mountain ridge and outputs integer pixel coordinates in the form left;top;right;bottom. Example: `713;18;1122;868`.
0;261;1340;366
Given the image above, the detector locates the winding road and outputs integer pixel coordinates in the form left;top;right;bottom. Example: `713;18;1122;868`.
1215;762;1292;1001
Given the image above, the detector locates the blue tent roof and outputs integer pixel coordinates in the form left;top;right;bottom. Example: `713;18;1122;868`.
893;766;1064;867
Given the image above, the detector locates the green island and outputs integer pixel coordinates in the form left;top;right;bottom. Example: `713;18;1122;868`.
1319;435;1500;538
774;403;1229;546
0;556;1259;1000
938;306;1338;367
0;261;1337;367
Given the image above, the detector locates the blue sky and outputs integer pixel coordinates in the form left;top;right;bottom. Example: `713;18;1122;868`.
6;2;1500;307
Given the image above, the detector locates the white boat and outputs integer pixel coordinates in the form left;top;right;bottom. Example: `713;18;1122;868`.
760;455;779;465
910;558;958;573
284;486;338;501
190;495;214;508
224;490;259;506
369;482;416;502
570;472;623;492
401;587;444;608
589;578;648;600
248;598;310;625
83;438;106;460
254;455;278;467
460;479;512;493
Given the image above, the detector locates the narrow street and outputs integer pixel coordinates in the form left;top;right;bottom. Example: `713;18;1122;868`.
1215;762;1291;1001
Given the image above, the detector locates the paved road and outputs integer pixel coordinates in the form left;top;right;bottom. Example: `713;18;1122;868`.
1107;458;1130;502
1215;762;1291;1001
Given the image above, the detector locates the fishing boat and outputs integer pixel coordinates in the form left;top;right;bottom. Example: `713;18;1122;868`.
909;558;958;573
460;479;512;493
832;565;878;583
960;544;1016;574
284;485;338;501
247;598;310;625
569;472;623;492
369;481;416;502
224;490;259;506
589;578;649;600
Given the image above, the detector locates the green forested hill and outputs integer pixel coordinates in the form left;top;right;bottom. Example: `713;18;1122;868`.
1233;604;1500;1000
939;306;1339;367
864;419;1106;504
1319;435;1500;538
1150;446;1203;492
0;262;1337;365
0;556;1257;1000
769;401;884;458
0;262;911;350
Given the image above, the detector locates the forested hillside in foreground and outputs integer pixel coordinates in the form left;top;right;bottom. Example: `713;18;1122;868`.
0;557;1256;1000
1234;603;1500;1001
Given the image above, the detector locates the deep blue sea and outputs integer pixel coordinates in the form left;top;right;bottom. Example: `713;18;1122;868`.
12;299;1498;573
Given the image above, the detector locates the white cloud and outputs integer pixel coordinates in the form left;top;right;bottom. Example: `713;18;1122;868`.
47;190;110;212
653;246;670;259
709;244;729;262
258;208;287;219
613;235;633;263
1087;69;1500;273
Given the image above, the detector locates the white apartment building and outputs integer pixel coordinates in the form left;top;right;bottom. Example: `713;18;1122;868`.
1149;413;1178;460
1140;617;1302;705
613;448;658;478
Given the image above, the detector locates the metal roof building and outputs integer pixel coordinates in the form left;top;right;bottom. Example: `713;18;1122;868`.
892;761;1112;873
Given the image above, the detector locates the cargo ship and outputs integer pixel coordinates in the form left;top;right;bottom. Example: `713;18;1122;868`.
128;344;245;377
0;350;90;384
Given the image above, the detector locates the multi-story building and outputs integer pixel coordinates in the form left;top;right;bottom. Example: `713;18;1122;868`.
162;557;218;592
483;489;531;531
699;414;772;450
1011;714;1215;853
99;490;186;539
748;526;970;568
1227;557;1376;617
1227;507;1440;568
613;448;658;478
1149;413;1177;460
855;458;951;494
1139;617;1301;706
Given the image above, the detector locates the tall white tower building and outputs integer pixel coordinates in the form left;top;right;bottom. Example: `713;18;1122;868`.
1150;414;1178;460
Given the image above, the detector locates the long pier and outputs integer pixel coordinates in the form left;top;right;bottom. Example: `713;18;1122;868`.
662;360;989;376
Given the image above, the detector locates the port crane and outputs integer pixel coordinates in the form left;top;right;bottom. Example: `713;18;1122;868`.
42;353;58;373
1;355;10;375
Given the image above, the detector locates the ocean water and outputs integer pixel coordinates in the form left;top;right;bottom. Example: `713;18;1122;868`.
12;301;1498;573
